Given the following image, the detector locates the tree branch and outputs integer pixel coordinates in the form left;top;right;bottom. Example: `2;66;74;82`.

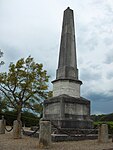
7;84;18;104
0;84;10;92
0;88;16;108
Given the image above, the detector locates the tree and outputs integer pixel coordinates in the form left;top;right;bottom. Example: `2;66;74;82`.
0;56;49;122
0;50;4;66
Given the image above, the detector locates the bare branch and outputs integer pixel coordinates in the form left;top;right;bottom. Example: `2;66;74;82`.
7;84;18;103
0;88;16;108
0;84;10;92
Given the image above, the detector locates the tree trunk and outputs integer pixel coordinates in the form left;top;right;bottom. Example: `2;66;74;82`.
17;106;22;122
17;111;21;122
13;106;22;139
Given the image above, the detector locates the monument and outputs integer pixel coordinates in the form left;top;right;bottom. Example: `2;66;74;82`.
43;7;93;130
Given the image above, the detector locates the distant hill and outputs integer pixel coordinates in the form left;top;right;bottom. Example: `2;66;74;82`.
91;113;113;122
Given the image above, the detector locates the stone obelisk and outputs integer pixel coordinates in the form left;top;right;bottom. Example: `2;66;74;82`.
52;7;82;98
43;7;93;130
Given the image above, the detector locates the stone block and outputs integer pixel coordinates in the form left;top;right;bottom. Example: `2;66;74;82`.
0;118;6;134
39;120;51;148
98;124;108;143
13;120;22;139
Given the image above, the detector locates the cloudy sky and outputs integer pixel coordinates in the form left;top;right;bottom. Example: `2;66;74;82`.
0;0;113;114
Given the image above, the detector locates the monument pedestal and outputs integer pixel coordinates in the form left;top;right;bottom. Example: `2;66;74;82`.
43;94;93;130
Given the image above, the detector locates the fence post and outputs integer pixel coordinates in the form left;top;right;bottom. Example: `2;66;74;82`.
0;116;6;134
13;120;22;139
39;119;51;148
98;124;108;143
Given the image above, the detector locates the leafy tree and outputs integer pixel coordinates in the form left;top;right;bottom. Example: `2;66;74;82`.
0;56;49;122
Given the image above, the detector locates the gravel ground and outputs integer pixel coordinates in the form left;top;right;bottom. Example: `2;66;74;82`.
0;131;113;150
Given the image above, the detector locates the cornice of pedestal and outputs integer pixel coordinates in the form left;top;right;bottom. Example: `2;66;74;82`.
52;78;82;85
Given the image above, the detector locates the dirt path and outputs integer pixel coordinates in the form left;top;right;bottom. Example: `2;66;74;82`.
0;132;113;150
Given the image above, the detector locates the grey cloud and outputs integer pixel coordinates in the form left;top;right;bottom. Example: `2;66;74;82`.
0;43;23;68
84;36;98;51
87;92;113;102
89;64;101;70
104;51;113;64
76;24;90;52
77;25;98;53
106;71;113;80
104;38;113;45
80;68;101;81
86;92;113;114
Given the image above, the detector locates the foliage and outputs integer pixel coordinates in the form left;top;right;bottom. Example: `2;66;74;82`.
0;94;8;113
0;110;39;126
91;113;113;122
0;56;49;121
47;91;53;98
0;110;17;125
99;113;113;121
93;121;113;134
0;50;4;66
21;111;39;127
91;113;113;134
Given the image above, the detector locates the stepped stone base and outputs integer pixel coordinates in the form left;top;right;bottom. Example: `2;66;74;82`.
43;94;93;130
23;130;98;142
52;134;98;142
